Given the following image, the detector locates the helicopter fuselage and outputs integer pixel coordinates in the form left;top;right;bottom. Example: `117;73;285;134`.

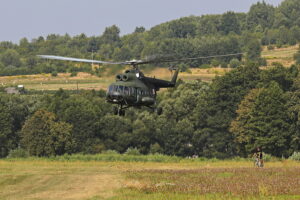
106;78;156;107
106;68;179;112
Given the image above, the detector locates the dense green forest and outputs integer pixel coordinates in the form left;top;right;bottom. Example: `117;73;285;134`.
1;0;300;159
1;0;300;76
1;63;300;158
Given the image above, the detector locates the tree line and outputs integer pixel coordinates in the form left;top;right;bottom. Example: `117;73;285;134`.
1;0;300;76
1;62;300;158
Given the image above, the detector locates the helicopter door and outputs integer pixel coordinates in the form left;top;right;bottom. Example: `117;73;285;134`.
133;88;137;99
136;88;142;102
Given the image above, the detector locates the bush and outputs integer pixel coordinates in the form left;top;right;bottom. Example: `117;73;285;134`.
220;62;228;68
102;150;120;155
229;58;240;68
211;59;220;67
263;153;279;162
199;64;211;69
259;58;267;66
70;71;77;77
294;52;300;65
7;148;29;158
124;147;141;156
45;153;182;162
178;64;190;72
267;45;275;50
289;152;300;161
150;143;163;154
51;71;58;77
276;43;282;48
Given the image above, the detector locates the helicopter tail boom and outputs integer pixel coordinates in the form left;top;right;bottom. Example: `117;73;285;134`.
171;68;179;85
142;68;180;89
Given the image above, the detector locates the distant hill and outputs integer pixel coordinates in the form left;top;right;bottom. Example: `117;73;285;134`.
0;0;299;77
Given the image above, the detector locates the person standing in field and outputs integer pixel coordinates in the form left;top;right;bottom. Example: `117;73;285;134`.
253;147;264;168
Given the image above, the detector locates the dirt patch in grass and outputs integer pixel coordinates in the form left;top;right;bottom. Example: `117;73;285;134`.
0;161;123;200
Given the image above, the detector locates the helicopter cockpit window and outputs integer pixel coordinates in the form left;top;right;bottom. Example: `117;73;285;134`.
117;85;124;93
124;87;129;95
109;85;115;93
131;87;136;96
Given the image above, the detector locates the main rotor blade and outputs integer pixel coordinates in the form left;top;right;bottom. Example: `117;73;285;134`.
38;53;243;66
37;55;128;65
139;53;244;65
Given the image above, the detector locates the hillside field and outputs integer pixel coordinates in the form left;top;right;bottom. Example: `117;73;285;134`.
0;45;298;91
262;44;298;67
0;68;229;91
1;157;300;200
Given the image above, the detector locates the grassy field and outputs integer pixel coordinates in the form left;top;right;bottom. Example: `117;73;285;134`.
0;68;229;91
262;44;298;67
0;72;114;91
1;157;300;200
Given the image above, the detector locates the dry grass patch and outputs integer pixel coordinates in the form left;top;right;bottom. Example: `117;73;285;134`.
126;167;300;197
0;161;123;200
262;45;298;67
0;67;229;91
0;72;113;90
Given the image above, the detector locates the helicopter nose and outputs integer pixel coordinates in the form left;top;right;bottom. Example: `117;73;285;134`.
108;91;123;103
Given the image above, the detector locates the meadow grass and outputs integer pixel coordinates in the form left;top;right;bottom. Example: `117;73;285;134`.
1;154;300;200
262;44;298;67
109;190;300;200
5;153;183;163
124;167;300;198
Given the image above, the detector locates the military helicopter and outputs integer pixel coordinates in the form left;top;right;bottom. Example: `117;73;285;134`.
37;53;242;116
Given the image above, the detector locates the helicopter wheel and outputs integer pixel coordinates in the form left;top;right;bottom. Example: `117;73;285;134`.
113;106;125;116
113;106;118;115
156;107;163;115
119;109;125;116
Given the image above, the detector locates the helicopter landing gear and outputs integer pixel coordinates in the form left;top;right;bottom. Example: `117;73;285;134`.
119;109;125;116
151;107;163;115
113;105;126;116
156;107;163;115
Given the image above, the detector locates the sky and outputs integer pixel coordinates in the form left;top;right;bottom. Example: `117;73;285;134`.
0;0;284;43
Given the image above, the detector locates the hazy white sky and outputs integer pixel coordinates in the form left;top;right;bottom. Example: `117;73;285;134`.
0;0;284;43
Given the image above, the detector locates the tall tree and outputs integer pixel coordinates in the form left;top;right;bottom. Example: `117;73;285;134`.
0;99;13;157
0;49;22;67
242;34;262;62
168;17;197;38
286;73;300;153
21;110;74;157
100;25;121;46
275;0;300;28
247;1;275;30
230;88;263;156
219;12;241;35
193;64;261;157
231;82;290;157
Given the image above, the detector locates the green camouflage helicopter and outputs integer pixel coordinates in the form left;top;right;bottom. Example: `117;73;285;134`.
38;53;242;116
